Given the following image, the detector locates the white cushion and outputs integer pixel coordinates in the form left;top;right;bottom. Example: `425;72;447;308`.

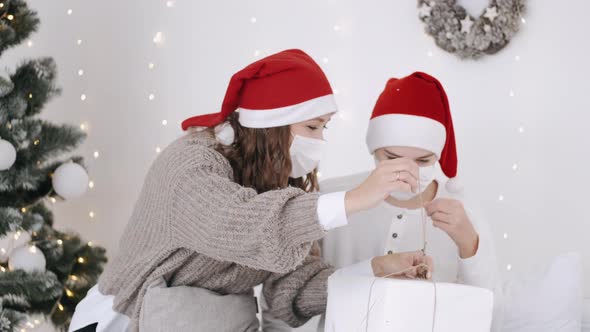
501;252;583;332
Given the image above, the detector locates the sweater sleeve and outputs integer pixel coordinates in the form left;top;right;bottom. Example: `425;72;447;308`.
262;255;335;327
168;145;327;274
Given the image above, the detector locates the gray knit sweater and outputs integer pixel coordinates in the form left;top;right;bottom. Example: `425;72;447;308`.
98;129;335;331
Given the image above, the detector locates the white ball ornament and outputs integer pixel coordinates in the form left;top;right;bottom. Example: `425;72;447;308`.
0;231;31;263
8;245;46;272
52;162;89;200
0;138;17;170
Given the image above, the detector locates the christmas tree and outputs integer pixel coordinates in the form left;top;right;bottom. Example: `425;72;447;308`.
0;1;107;331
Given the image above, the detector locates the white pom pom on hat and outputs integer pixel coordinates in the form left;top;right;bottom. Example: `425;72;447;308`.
214;122;235;146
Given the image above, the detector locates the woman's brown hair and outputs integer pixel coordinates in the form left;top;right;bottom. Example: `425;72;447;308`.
215;113;319;194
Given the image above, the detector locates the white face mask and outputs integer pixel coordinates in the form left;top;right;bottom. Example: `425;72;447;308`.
290;134;326;178
374;157;436;201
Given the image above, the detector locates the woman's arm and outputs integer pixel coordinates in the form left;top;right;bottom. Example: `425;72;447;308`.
262;255;335;328
167;145;343;274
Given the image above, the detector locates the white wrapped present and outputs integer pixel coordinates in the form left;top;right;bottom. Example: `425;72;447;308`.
325;274;493;332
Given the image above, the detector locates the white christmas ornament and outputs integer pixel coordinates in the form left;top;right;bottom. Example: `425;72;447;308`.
0;231;31;263
8;245;46;272
0;138;17;170
52;162;89;200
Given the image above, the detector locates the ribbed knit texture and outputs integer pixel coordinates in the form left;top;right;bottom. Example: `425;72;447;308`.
97;130;334;330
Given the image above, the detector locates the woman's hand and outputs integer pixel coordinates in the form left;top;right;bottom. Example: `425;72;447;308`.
371;251;434;279
424;198;479;258
345;158;419;216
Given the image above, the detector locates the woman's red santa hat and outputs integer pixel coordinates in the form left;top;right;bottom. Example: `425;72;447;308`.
182;49;338;142
366;72;462;193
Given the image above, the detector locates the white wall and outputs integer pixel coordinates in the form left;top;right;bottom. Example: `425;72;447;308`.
5;0;587;296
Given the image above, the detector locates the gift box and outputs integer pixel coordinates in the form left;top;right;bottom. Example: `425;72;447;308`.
324;274;494;332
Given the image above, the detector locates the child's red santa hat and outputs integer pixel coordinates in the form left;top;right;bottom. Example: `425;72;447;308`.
182;49;337;144
366;72;462;193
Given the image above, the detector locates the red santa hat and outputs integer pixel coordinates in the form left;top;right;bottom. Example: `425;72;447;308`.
366;72;462;192
181;49;337;135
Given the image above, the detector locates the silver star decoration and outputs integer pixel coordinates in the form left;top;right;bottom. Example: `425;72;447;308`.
460;15;474;33
418;2;432;18
484;6;498;22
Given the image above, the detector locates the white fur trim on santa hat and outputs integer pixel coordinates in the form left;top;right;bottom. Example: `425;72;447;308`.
366;114;446;156
237;94;337;128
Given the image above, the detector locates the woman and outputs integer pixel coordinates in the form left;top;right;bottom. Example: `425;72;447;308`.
68;50;433;332
319;72;499;329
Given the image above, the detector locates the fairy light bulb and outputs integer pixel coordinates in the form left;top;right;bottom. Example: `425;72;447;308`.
153;32;164;45
57;239;63;245
67;9;73;15
254;50;260;57
503;233;508;239
427;50;434;57
89;211;95;218
333;25;341;31
50;197;57;203
509;90;515;97
21;207;27;213
498;195;504;201
88;241;93;247
80;94;87;101
88;181;95;189
70;275;79;281
506;264;512;271
162;120;168;126
77;39;83;45
58;303;64;311
155;147;162;154
322;57;329;64
7;14;14;20
77;257;85;264
512;163;518;171
166;0;175;7
250;17;257;23
148;93;155;101
518;126;525;134
148;63;155;70
515;55;521;61
27;40;33;47
78;69;84;76
66;288;74;297
93;151;99;158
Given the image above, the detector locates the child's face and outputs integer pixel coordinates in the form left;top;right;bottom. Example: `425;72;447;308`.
374;146;437;167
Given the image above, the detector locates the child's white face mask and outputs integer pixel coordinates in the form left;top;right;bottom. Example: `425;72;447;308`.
374;157;436;200
289;134;326;178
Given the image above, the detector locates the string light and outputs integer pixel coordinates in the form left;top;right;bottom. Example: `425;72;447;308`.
509;90;515;97
322;57;329;64
7;14;14;21
512;163;518;171
88;180;95;189
0;3;4;8
153;32;164;45
65;288;74;297
28;93;33;99
333;25;341;31
503;233;508;239
58;303;64;311
162;120;168;126
506;264;512;271
77;257;85;264
317;171;323;178
27;40;34;47
21;207;27;213
155;146;162;154
67;9;73;15
427;50;434;57
33;139;40;145
57;239;63;245
518;126;525;134
50;197;57;203
78;69;84;76
93;151;99;158
166;0;175;7
515;55;521;61
0;266;5;272
89;211;95;218
80;94;87;101
148;62;155;70
148;93;155;101
498;195;504;201
87;241;93;247
70;275;79;281
77;39;83;45
250;17;257;23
